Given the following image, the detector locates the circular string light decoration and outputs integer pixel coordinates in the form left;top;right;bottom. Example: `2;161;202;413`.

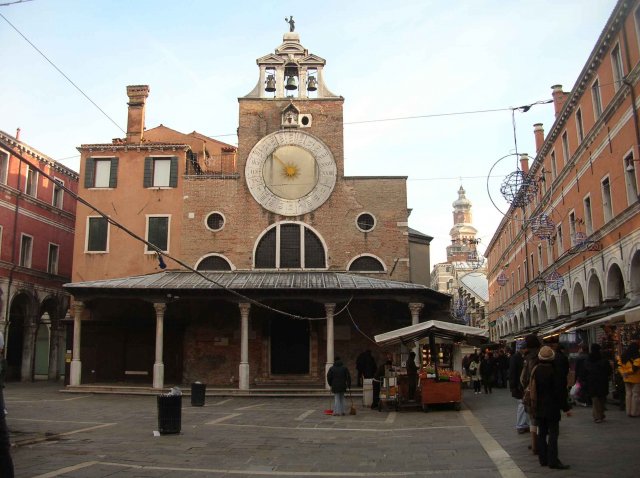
500;170;539;208
545;270;564;291
497;271;509;286
530;213;555;240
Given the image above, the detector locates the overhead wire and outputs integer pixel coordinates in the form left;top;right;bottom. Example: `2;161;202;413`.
0;137;357;322
0;12;126;135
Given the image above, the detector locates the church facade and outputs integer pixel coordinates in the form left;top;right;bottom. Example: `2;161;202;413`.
65;30;449;389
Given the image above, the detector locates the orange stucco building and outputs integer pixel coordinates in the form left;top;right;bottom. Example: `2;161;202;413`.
486;0;640;347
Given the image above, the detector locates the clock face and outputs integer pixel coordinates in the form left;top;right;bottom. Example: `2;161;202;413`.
246;131;337;216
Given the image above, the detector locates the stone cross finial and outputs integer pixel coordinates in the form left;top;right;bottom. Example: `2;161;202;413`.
285;16;295;32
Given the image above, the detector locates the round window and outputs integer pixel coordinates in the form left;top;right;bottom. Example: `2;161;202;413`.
206;212;225;231
356;213;376;232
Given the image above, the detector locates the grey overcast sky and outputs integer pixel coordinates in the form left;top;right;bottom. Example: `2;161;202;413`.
0;0;617;266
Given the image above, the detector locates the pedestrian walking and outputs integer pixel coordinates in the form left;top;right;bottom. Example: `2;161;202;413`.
509;341;529;434
574;344;591;407
533;345;572;470
469;354;481;394
326;356;351;416
371;358;392;409
583;343;612;423
480;351;495;394
617;338;640;417
496;349;509;388
520;333;542;455
0;333;14;478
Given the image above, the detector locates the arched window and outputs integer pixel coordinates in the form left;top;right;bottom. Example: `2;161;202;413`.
348;256;385;272
196;255;232;271
254;223;326;269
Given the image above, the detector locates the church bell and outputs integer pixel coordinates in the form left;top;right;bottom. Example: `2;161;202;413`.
265;75;276;93
285;76;298;91
307;76;317;92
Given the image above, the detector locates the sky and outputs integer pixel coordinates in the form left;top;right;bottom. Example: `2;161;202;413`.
0;0;618;267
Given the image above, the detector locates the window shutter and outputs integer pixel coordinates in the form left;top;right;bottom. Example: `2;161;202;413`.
109;157;119;188
143;157;153;188
169;156;178;187
84;158;95;188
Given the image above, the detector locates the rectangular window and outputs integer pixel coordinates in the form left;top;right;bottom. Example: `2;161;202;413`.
279;223;301;268
530;253;535;277
52;178;64;209
562;131;570;165
602;177;613;222
144;157;178;188
94;160;111;187
592;79;603;119
153;159;171;187
20;234;33;267
0;225;3;259
557;224;564;256
538;244;544;272
85;157;118;188
551;151;557;179
25;166;37;197
146;216;170;253
576;108;584;143
86;216;108;252
517;266;521;290
0;149;8;185
584;195;593;235
612;43;624;91
523;260;527;284
547;239;553;263
624;153;639;206
511;272;515;296
569;211;577;246
47;243;59;275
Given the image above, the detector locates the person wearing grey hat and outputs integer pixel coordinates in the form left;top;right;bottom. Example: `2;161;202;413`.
532;345;572;470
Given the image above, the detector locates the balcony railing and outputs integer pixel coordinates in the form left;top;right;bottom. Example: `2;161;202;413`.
185;152;237;176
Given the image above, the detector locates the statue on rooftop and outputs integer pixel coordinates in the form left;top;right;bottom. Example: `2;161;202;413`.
285;16;295;32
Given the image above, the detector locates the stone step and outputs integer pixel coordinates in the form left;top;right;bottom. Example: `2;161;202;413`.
61;385;363;397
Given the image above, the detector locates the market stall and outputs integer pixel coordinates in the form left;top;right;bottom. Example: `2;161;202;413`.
374;320;488;411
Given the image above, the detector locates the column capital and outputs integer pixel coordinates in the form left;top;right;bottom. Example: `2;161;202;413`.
153;302;167;315
408;302;424;314
324;303;336;314
239;302;251;315
72;301;85;317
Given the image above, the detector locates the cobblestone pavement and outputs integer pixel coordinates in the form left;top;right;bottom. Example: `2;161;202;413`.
5;383;640;477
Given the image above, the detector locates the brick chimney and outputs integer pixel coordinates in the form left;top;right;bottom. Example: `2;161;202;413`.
533;123;544;153
126;85;150;143
520;153;530;174
551;84;568;118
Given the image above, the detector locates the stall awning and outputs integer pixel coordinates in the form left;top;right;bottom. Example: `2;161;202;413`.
374;320;488;347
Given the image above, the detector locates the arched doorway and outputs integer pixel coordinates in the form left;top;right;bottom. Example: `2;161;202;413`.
7;293;30;380
270;316;310;374
606;263;625;300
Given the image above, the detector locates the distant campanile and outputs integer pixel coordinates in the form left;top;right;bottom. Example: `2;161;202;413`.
446;186;478;262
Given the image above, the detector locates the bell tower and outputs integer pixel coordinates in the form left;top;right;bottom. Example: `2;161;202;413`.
238;27;345;185
447;186;479;262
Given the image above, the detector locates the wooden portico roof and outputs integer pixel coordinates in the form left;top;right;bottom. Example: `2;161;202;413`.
64;270;451;305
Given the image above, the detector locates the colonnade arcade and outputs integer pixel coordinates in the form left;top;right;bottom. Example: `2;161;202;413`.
68;297;428;390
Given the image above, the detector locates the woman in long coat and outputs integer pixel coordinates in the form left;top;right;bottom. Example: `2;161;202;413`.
327;356;351;416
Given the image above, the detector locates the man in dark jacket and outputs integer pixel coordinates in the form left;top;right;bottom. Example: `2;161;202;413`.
356;350;377;387
0;334;14;477
509;341;529;434
584;343;612;423
327;356;351;416
534;345;572;470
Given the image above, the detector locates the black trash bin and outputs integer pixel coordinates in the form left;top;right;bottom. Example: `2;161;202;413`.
191;382;206;406
157;394;181;434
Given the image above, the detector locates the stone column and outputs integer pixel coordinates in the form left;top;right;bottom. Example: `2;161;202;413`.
239;303;251;390
69;301;85;386
409;303;424;361
153;303;167;389
325;303;335;390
